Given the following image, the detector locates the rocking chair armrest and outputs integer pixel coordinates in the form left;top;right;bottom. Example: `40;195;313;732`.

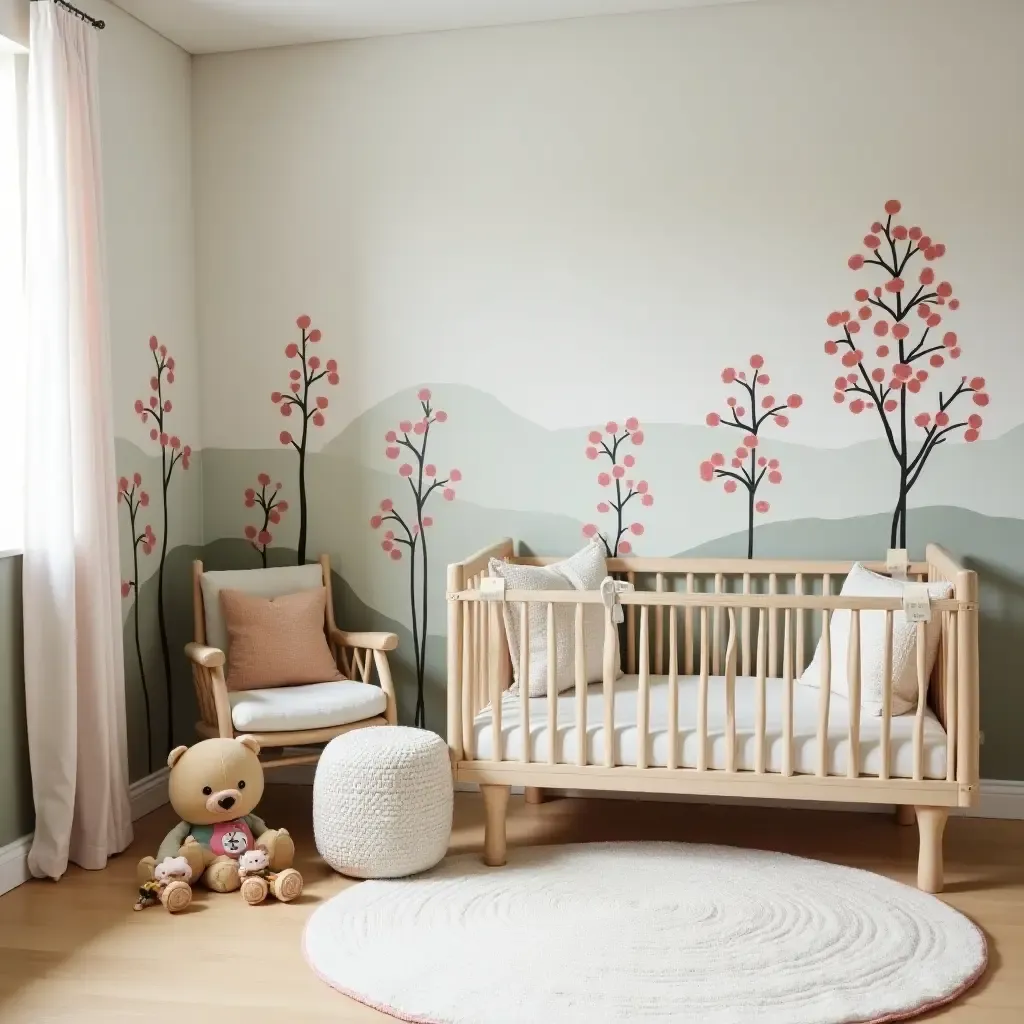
330;628;398;652
185;642;227;669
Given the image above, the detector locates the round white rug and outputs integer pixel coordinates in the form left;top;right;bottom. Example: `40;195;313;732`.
304;841;986;1024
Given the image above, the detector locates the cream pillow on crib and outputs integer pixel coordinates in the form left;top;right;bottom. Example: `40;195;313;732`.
487;540;616;697
797;562;952;716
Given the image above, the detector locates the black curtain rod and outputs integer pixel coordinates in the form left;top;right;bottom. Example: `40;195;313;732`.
30;0;105;30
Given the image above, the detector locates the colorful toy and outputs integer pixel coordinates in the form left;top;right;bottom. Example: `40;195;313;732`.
136;735;297;894
134;855;193;912
237;847;304;905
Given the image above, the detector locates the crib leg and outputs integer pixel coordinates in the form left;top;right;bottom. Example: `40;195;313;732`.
481;784;510;867
895;804;916;827
524;787;546;805
915;806;948;894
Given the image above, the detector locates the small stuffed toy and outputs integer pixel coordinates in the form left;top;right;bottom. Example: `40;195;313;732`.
137;735;297;894
134;855;192;913
237;847;304;906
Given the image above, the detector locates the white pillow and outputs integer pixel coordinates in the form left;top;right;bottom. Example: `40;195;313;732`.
488;540;614;697
798;563;952;716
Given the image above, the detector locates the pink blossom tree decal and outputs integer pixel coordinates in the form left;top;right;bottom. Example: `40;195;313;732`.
133;336;191;756
369;389;460;728
699;355;802;558
118;473;157;772
271;314;340;565
243;474;288;567
825;199;990;546
581;418;653;555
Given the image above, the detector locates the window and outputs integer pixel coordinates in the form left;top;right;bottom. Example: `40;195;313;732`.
0;47;25;553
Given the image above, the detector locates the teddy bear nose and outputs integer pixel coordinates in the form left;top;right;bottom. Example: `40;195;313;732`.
219;795;236;809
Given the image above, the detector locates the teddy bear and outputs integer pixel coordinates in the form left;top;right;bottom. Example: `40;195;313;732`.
134;855;193;913
137;734;298;895
236;847;304;906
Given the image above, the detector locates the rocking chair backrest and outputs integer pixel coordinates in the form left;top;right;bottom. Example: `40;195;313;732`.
196;561;329;655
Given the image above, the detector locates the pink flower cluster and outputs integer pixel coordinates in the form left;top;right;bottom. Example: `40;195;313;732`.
243;473;289;562
133;337;192;468
118;472;157;596
272;315;340;448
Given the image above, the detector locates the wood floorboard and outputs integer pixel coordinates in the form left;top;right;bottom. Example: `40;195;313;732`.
0;786;1020;1022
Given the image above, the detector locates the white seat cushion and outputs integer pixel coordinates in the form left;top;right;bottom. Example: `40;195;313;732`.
229;680;387;732
473;674;948;779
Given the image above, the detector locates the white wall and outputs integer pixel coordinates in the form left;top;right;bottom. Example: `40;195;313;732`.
192;0;1023;455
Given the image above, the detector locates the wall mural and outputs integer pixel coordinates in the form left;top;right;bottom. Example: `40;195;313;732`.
118;473;157;772
243;474;289;567
370;389;461;728
825;200;990;547
582;419;653;556
271;314;340;565
700;357;802;558
132;336;192;757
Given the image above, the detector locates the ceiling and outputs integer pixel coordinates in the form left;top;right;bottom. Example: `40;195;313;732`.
110;0;756;55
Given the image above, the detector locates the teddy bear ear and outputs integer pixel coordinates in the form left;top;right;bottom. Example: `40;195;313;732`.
236;734;260;755
167;745;188;768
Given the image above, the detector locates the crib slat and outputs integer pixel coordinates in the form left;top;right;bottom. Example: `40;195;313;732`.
880;610;893;780
667;607;679;771
847;609;861;779
782;608;793;777
655;574;665;674
477;598;487;716
637;606;650;769
741;572;752;676
519;602;530;764
795;573;806;676
547;603;557;765
698;606;709;772
914;620;927;781
945;612;958;783
626;571;637;674
755;607;767;773
726;609;737;772
462;594;475;760
575;602;587;767
684;572;695;674
489;603;503;761
603;605;616;769
768;573;779;677
712;572;723;675
817;610;831;777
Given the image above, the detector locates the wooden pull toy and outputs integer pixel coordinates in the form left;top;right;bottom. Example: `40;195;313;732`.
237;848;304;906
134;855;193;913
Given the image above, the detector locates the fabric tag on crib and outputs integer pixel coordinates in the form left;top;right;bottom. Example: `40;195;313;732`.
599;576;633;624
901;583;932;623
886;548;909;580
479;576;506;600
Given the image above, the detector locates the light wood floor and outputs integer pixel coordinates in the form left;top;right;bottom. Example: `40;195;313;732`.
0;788;1020;1022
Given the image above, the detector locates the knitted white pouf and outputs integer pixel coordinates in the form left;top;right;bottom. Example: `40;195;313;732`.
313;726;453;879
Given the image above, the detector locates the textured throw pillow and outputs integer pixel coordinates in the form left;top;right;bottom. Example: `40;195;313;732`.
797;563;952;716
219;587;342;692
488;540;615;697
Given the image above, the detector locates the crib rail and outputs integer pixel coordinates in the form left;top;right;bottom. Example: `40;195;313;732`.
446;542;979;808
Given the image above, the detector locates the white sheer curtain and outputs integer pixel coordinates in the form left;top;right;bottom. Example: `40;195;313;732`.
24;1;132;878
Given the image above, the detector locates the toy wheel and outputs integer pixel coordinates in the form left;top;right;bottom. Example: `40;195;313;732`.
161;880;192;914
241;875;268;906
273;868;304;903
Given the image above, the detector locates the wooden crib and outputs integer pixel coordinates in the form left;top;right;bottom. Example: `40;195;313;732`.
445;540;979;893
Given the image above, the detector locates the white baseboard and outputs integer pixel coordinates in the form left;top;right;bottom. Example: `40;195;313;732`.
129;766;169;821
0;834;33;898
0;766;171;899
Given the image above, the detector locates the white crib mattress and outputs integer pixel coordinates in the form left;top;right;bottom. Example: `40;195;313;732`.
472;674;949;780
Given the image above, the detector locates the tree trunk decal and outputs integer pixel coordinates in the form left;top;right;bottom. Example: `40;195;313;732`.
271;315;339;565
825;200;990;547
582;419;653;556
243;474;289;567
133;337;192;757
118;473;156;773
700;355;802;557
369;389;460;728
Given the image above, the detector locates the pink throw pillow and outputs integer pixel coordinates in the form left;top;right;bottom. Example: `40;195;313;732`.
219;587;342;691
